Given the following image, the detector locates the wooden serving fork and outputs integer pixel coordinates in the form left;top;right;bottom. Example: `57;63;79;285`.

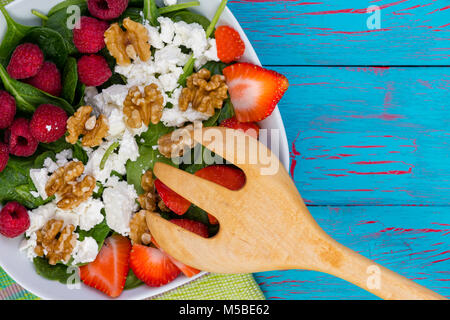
146;127;446;300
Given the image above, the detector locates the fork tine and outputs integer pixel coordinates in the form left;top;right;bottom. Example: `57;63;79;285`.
191;127;279;175
153;162;236;220
146;212;225;272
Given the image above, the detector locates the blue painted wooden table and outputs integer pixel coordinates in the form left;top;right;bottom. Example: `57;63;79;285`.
228;0;449;300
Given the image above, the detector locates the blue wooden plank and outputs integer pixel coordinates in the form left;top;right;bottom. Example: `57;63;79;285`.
229;0;450;65
272;66;449;205
255;205;450;300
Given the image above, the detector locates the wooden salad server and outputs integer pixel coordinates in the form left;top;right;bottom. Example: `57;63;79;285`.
146;127;446;300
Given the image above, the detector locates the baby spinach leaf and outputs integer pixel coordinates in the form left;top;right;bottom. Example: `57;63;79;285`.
217;98;235;123
61;57;78;104
0;64;75;114
163;10;210;31
183;205;210;225
73;142;88;165
39;137;73;153
199;61;229;76
73;82;86;108
33;151;56;168
0;156;48;209
124;269;144;290
33;257;75;284
21;27;69;69
144;0;159;26
0;6;35;66
77;217;111;248
126;145;176;195
45;9;77;55
158;1;200;15
139;122;174;147
47;0;88;17
118;7;144;24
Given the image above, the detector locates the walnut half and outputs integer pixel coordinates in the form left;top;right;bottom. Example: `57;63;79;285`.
35;220;77;265
179;69;229;116
105;18;151;66
124;84;164;129
45;161;96;210
66;106;109;147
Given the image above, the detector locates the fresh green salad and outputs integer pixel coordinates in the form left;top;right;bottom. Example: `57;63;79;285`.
0;0;288;298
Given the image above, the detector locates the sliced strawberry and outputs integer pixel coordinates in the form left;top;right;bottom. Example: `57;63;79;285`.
129;244;181;287
166;219;209;277
194;166;246;224
170;219;209;238
223;63;289;122
215;26;246;63
150;237;201;278
220;116;260;139
194;165;246;191
79;235;131;298
154;179;191;215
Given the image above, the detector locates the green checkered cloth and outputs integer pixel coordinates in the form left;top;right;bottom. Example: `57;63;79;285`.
0;0;265;300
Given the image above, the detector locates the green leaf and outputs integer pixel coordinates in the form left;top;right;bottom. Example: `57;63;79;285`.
33;151;56;168
61;57;78;104
39;137;73;153
33;257;75;284
144;0;159;26
73;82;86;108
203;109;221;127
45;8;80;55
118;7;144;24
73;142;88;165
0;63;75;114
47;0;88;17
139;122;174;147
199;61;229;76
183;205;210;225
126;145;176;195
0;6;35;66
163;10;211;31
77;217;111;248
21;27;69;69
217;98;235;124
158;1;200;15
124;269;144;290
0;156;45;209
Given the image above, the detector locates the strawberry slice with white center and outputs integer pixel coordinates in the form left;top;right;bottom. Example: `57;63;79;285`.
79;235;131;298
223;63;289;122
130;244;181;287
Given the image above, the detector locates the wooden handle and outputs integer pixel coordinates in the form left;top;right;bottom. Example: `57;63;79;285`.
310;238;447;300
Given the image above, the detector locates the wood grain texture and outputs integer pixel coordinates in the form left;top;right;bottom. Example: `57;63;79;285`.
255;206;450;300
276;66;449;206
228;0;450;65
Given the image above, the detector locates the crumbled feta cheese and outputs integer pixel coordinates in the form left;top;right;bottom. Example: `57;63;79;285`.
29;168;49;200
72;237;99;265
30;191;40;198
77;199;105;231
146;25;164;49
56;149;73;167
26;202;58;237
20;232;38;261
43;157;59;173
158;17;175;44
55;208;80;228
173;21;208;59
103;179;138;236
107;108;127;139
164;0;177;6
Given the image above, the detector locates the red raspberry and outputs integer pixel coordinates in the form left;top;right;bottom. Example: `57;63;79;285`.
87;0;129;20
0;90;16;129
8;118;39;157
23;61;62;97
30;104;68;143
77;54;112;86
0;202;30;238
7;43;44;79
0;143;9;173
73;16;109;53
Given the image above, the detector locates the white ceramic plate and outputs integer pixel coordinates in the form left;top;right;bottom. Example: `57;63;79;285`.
0;0;290;300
